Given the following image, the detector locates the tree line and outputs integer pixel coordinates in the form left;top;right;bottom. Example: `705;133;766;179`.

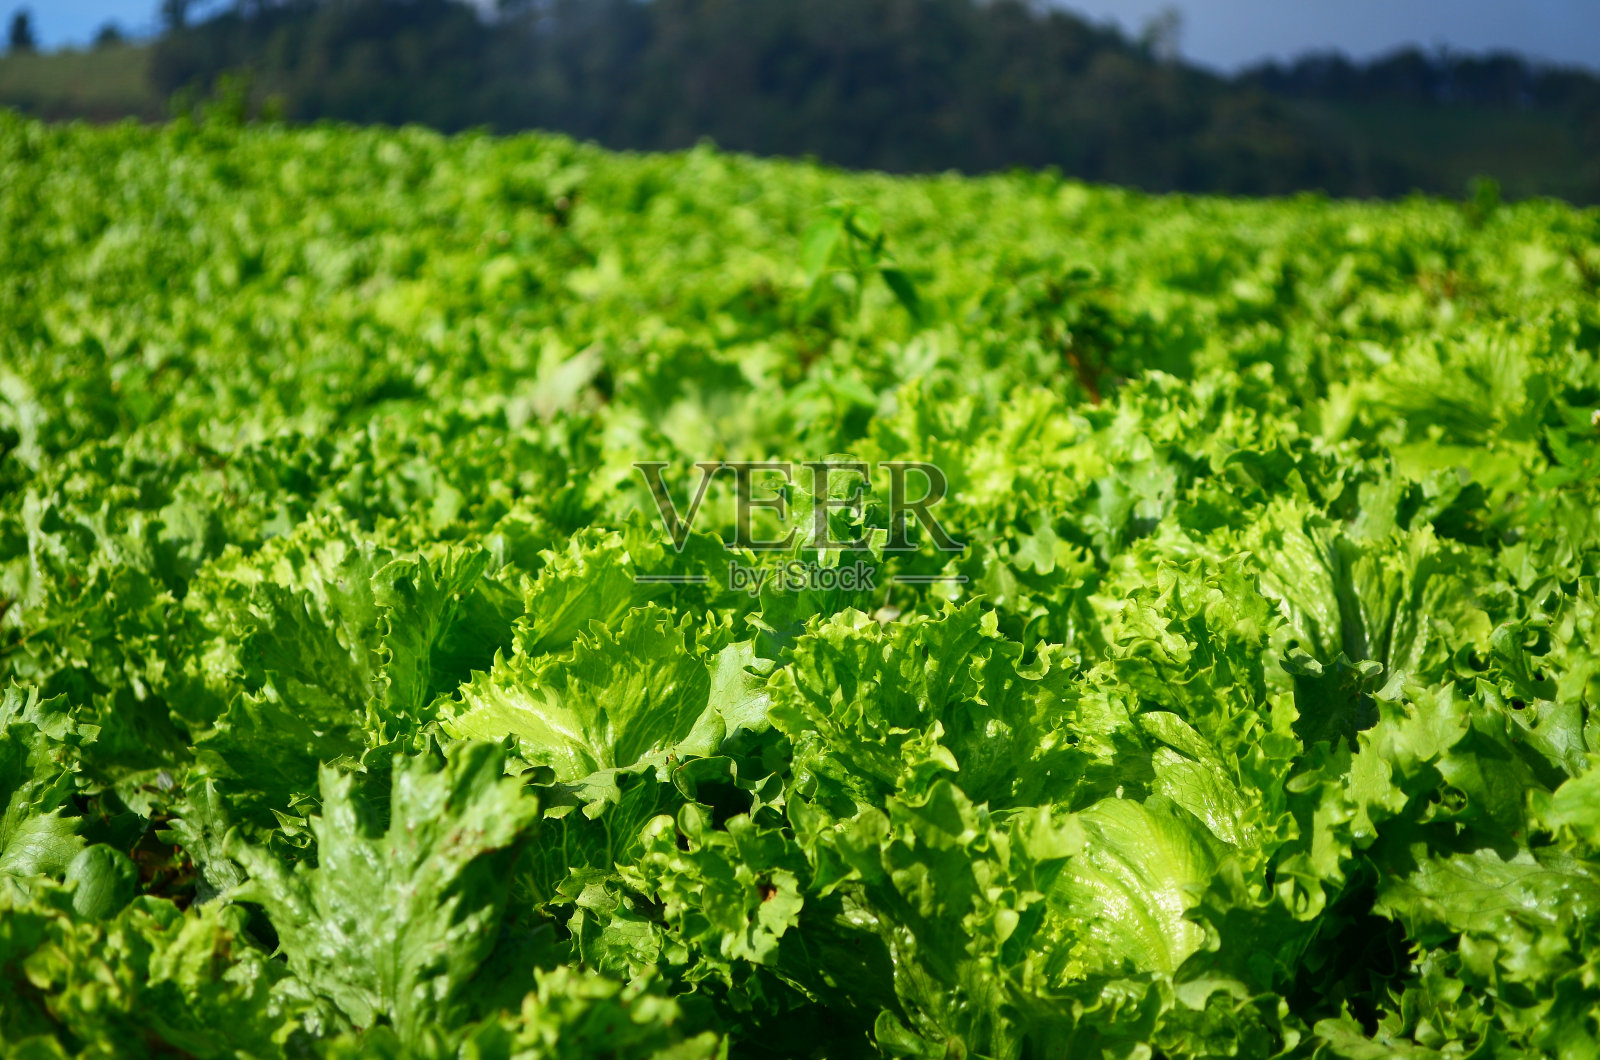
1241;47;1600;112
18;0;1600;200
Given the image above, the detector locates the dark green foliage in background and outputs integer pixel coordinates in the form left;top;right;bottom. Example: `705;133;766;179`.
2;0;1597;200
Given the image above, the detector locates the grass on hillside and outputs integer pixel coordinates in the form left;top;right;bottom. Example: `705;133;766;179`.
0;45;161;122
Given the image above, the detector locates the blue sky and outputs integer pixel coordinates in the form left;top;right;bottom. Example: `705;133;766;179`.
13;1;159;44
1064;0;1600;71
14;0;1600;72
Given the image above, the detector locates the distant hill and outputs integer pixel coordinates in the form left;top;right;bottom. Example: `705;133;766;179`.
0;43;160;122
2;0;1596;202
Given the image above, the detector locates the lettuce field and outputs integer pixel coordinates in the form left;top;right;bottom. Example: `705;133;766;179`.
3;109;1600;1059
